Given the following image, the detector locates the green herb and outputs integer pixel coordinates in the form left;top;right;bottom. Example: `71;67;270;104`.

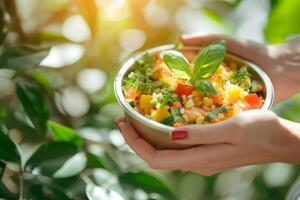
193;40;226;79
141;80;162;94
170;107;184;121
123;72;140;90
195;79;218;95
204;106;228;122
161;41;226;96
161;50;192;79
231;66;251;90
151;89;179;108
160;115;174;126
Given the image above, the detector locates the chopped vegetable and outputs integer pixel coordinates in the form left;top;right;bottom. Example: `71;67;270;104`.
175;83;195;96
122;40;265;127
139;95;153;114
230;66;251;90
151;107;171;122
160;115;174;125
244;94;262;108
204;106;228;122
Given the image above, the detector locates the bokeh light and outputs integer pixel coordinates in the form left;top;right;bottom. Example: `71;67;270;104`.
40;44;85;68
62;14;91;42
77;69;107;93
60;87;90;117
263;163;294;187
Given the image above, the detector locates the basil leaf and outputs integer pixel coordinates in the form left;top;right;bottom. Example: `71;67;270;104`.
161;50;192;79
195;79;218;95
160;115;174;126
193;40;226;79
204;106;228;122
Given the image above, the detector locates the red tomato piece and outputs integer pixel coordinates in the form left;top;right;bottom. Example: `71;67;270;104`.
175;83;195;96
244;93;262;108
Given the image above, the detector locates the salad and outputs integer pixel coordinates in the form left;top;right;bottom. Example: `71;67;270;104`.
122;41;264;127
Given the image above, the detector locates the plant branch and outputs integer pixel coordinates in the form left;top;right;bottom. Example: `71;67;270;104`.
4;0;27;42
19;168;24;200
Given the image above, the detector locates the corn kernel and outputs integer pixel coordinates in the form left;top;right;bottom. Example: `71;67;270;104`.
196;115;204;124
203;97;212;107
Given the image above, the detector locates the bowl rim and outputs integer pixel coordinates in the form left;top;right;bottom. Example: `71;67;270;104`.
114;44;274;132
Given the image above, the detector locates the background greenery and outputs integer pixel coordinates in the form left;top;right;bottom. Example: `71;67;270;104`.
0;0;299;199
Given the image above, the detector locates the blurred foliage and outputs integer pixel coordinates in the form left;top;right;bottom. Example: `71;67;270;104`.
264;0;300;43
0;0;299;199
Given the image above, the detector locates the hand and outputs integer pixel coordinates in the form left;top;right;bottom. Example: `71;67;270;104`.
180;34;300;103
116;110;300;176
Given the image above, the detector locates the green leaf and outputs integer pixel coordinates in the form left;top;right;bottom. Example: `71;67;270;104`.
264;0;300;43
204;106;228;122
160;115;174;126
86;184;124;200
272;92;300;122
193;41;226;79
161;50;192;79
48;121;83;148
0;45;49;69
0;124;21;165
53;152;87;178
195;79;217;95
119;171;176;200
15;82;49;134
25;142;78;177
86;153;111;170
28;184;71;200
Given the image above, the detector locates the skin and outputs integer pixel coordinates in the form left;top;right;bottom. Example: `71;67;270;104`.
116;34;300;176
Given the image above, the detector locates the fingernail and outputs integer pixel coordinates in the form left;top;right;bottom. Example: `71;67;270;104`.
170;130;188;140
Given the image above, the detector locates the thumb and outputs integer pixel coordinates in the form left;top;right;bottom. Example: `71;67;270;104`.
169;120;238;145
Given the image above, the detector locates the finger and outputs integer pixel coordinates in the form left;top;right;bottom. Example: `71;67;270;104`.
115;119;223;170
180;34;230;46
116;119;188;169
116;118;157;163
180;34;267;64
170;119;238;145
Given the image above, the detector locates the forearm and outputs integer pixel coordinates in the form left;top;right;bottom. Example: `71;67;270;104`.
278;118;300;163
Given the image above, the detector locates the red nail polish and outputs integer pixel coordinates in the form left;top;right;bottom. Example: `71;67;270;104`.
171;130;188;140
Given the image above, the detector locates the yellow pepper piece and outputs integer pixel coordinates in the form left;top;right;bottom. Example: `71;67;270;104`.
151;107;170;122
227;85;244;101
139;95;152;114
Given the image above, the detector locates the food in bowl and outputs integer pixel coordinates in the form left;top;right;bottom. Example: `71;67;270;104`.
121;41;266;127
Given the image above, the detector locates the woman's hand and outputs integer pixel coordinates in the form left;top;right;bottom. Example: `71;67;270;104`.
116;110;300;176
180;34;300;103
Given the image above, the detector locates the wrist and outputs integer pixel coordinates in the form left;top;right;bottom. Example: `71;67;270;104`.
277;118;300;163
